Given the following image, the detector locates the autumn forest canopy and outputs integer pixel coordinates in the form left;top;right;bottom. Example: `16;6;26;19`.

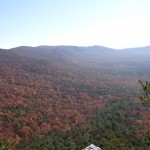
0;45;150;149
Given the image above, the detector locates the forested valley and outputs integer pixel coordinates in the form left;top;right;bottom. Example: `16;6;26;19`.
0;46;150;149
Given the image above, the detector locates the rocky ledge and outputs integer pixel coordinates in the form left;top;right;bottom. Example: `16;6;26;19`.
82;144;101;150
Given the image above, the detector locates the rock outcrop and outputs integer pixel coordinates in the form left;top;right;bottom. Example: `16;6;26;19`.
82;144;101;150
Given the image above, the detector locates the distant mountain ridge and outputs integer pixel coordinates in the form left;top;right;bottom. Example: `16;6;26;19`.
9;44;150;57
1;45;149;54
0;45;150;55
1;45;149;50
119;46;150;55
1;45;150;66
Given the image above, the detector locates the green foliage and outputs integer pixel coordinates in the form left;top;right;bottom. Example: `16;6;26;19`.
16;99;149;150
0;114;13;123
139;80;150;106
3;105;32;117
0;139;13;150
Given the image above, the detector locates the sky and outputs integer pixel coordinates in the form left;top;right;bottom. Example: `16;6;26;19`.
0;0;150;49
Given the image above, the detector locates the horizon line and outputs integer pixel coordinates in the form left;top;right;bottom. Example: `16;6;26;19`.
0;44;150;50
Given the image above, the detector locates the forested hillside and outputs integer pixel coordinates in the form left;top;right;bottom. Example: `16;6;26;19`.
0;46;150;149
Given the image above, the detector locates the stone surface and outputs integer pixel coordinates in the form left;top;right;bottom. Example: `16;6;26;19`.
82;144;101;150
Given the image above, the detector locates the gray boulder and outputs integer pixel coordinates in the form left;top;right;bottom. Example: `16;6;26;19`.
82;144;101;150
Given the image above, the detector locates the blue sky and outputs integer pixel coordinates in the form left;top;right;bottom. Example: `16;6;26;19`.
0;0;150;49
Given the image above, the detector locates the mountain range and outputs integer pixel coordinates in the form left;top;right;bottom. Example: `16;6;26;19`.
1;45;150;66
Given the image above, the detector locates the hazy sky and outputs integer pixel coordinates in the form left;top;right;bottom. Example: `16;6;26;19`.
0;0;150;49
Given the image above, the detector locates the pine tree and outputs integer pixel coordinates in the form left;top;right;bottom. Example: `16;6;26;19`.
139;80;150;106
